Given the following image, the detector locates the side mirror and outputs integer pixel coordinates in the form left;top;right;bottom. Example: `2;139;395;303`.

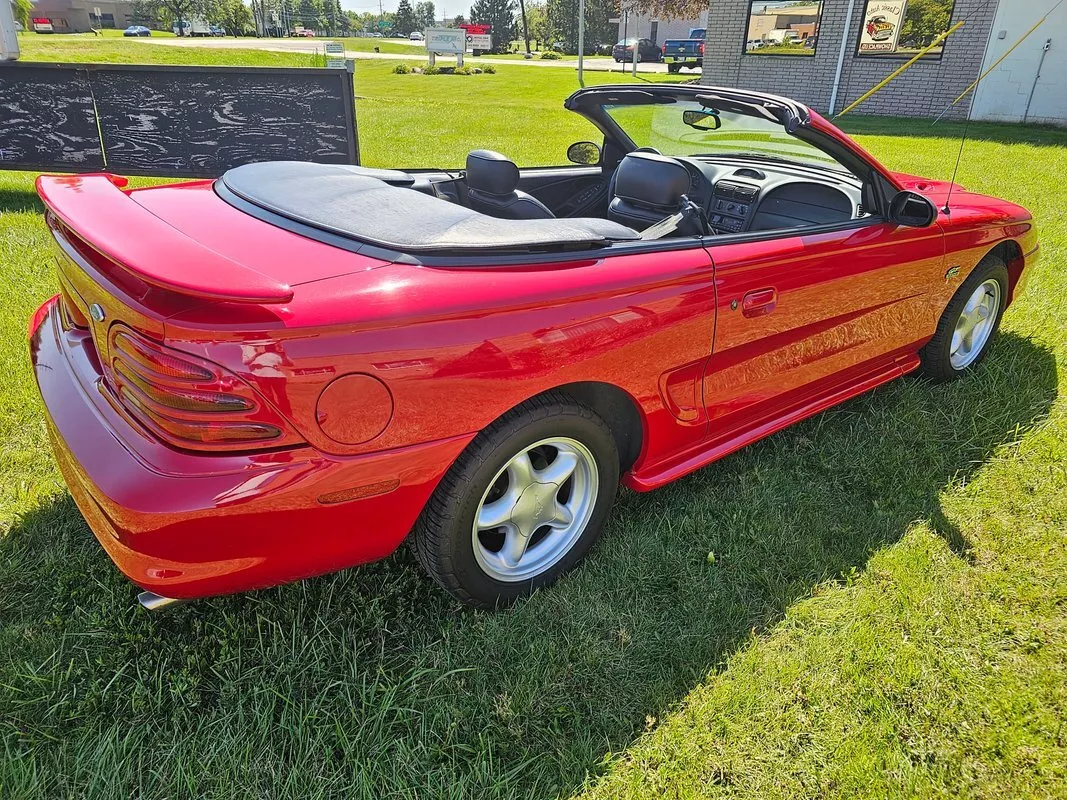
889;190;937;227
567;141;601;166
683;109;722;131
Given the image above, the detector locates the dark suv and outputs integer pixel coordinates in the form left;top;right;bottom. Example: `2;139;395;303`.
612;38;662;63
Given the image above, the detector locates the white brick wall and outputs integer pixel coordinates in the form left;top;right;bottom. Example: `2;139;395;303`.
971;0;1066;125
701;0;998;120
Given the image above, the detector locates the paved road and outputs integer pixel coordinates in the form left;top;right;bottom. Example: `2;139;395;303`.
135;37;702;75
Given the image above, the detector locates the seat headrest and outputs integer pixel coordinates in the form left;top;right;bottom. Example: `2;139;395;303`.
466;150;520;195
614;153;691;209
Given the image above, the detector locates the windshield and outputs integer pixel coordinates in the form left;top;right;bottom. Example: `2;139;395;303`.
603;100;850;173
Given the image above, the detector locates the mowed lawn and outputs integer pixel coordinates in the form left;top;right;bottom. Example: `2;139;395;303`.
1;37;1066;800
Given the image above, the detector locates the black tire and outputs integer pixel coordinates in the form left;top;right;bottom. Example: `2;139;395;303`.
411;392;620;608
667;62;680;74
919;255;1009;382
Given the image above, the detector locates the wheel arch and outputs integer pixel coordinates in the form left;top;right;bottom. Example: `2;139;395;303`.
987;239;1025;302
531;381;646;473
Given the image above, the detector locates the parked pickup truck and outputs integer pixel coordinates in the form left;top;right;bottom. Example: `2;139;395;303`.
661;27;705;73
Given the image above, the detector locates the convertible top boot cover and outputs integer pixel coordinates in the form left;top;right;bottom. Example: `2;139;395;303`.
219;161;639;254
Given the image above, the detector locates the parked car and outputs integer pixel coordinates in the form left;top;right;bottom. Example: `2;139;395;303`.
746;38;765;50
661;27;705;72
210;25;226;36
30;85;1038;611
122;25;152;36
612;37;662;63
173;18;213;37
409;31;425;41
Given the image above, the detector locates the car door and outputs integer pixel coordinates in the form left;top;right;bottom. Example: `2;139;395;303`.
701;220;945;450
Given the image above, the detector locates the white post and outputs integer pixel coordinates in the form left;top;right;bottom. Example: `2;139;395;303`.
1;0;20;61
577;0;585;86
828;0;858;116
631;22;639;77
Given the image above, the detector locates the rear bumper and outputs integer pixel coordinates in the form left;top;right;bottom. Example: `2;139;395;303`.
31;301;472;599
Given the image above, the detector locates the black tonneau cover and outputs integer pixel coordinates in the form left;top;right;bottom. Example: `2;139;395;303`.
218;161;638;254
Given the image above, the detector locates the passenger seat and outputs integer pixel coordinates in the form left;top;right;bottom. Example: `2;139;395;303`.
465;150;554;220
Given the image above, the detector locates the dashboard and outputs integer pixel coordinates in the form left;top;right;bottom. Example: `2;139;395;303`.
676;156;867;236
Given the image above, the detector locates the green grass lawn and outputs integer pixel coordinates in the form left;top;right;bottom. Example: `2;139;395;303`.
1;39;1066;800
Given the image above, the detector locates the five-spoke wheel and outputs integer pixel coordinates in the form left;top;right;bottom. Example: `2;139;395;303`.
412;393;619;608
920;256;1008;382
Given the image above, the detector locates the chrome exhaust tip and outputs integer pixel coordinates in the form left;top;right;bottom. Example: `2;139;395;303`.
137;591;188;611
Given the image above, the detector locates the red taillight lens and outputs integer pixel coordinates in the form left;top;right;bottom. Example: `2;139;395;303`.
107;326;299;451
112;330;212;381
699;42;705;55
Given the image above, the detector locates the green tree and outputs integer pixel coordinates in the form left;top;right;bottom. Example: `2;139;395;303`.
414;0;436;28
470;0;514;53
525;2;553;49
296;0;322;30
393;0;418;35
12;0;32;27
899;0;953;49
205;0;252;33
452;13;466;26
546;0;612;54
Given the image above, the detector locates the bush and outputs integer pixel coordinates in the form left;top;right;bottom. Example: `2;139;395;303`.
423;65;440;75
392;63;411;74
483;64;496;74
540;50;563;60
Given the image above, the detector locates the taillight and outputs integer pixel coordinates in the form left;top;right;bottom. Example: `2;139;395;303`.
699;42;705;55
107;325;301;451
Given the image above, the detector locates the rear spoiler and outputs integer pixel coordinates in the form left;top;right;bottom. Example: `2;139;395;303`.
36;174;294;304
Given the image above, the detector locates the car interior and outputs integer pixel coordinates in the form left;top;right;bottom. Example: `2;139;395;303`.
215;88;884;257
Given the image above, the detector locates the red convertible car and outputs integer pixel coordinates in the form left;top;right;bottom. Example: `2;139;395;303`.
30;86;1038;609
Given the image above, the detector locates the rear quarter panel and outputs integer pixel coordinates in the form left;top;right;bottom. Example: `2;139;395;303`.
164;246;719;474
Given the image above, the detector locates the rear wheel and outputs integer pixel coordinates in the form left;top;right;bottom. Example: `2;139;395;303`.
667;62;680;73
412;393;620;608
919;256;1009;382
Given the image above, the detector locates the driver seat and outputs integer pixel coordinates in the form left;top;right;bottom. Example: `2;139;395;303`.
607;152;700;235
465;150;554;220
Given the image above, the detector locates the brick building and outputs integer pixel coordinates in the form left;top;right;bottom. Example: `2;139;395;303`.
701;0;1006;120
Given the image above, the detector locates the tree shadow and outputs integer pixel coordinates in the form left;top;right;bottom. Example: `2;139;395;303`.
0;332;1057;798
0;186;43;214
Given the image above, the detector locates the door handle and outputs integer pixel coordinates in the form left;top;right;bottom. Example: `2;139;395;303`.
742;288;778;318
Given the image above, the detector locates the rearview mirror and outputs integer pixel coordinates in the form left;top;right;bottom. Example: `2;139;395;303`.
567;141;602;166
889;190;937;228
683;109;721;131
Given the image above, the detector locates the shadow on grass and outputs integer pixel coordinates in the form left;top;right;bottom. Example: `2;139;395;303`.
0;332;1058;798
0;187;43;214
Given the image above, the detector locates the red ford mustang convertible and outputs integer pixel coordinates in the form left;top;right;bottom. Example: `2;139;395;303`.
30;86;1038;609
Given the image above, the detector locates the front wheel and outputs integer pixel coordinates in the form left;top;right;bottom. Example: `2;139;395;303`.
411;393;620;608
919;256;1009;382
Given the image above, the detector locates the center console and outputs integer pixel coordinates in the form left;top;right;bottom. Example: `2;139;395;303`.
708;181;760;233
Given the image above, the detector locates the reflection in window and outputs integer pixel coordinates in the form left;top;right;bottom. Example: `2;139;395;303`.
856;0;957;59
745;2;823;56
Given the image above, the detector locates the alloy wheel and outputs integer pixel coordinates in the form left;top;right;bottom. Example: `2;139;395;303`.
950;279;1001;370
472;437;598;582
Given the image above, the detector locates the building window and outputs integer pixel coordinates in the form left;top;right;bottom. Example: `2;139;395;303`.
856;0;957;59
744;2;823;56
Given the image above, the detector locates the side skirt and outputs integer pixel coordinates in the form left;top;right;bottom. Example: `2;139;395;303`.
624;353;921;492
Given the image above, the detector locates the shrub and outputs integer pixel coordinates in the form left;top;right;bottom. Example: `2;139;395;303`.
483;64;496;74
392;63;411;74
540;51;563;60
423;65;440;75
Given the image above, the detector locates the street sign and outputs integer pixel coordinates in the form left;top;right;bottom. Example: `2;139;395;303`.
467;33;491;50
378;20;391;30
425;27;465;54
324;41;346;68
